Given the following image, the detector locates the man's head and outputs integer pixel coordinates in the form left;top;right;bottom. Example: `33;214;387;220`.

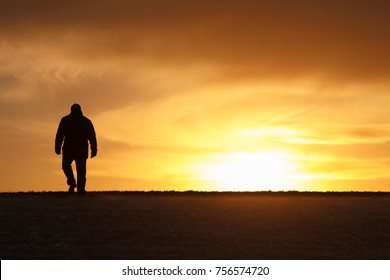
70;104;83;116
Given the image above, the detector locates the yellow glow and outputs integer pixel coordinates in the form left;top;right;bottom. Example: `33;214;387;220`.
198;151;302;191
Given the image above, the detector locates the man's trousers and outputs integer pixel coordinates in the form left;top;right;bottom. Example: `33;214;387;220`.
62;153;87;191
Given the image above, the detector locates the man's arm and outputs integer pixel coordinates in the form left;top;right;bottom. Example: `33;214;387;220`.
88;120;97;158
55;119;65;155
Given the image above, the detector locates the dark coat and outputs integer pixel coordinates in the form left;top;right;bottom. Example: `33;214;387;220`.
55;111;97;159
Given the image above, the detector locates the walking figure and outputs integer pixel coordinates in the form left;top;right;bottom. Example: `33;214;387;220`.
55;104;97;194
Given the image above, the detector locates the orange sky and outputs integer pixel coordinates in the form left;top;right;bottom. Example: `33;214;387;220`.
1;0;390;192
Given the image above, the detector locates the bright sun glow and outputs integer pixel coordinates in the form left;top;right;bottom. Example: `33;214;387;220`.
198;151;301;191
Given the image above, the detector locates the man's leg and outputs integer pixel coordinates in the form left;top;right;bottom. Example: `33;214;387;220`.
62;153;76;192
75;157;87;194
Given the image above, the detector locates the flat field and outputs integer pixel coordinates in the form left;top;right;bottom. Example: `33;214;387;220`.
1;191;390;259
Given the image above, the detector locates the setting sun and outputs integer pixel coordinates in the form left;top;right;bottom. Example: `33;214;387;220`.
198;151;301;191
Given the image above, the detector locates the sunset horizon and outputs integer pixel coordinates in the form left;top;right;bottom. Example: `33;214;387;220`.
2;0;390;193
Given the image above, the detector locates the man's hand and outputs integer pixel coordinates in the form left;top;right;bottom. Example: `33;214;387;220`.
91;149;97;158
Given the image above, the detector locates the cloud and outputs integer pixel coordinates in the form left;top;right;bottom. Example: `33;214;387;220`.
2;0;390;83
2;0;390;129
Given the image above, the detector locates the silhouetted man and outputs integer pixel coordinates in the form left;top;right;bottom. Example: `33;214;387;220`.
55;104;97;194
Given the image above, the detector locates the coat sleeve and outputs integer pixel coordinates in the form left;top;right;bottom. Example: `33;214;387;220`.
55;118;65;154
88;120;97;153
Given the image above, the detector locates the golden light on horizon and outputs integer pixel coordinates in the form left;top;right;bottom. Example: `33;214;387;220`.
197;150;304;191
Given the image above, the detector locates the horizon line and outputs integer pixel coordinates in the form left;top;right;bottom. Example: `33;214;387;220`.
1;190;390;195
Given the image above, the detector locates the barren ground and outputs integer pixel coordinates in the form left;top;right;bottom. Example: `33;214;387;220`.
1;191;390;259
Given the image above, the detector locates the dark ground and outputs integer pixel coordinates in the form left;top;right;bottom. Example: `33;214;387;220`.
1;191;390;259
